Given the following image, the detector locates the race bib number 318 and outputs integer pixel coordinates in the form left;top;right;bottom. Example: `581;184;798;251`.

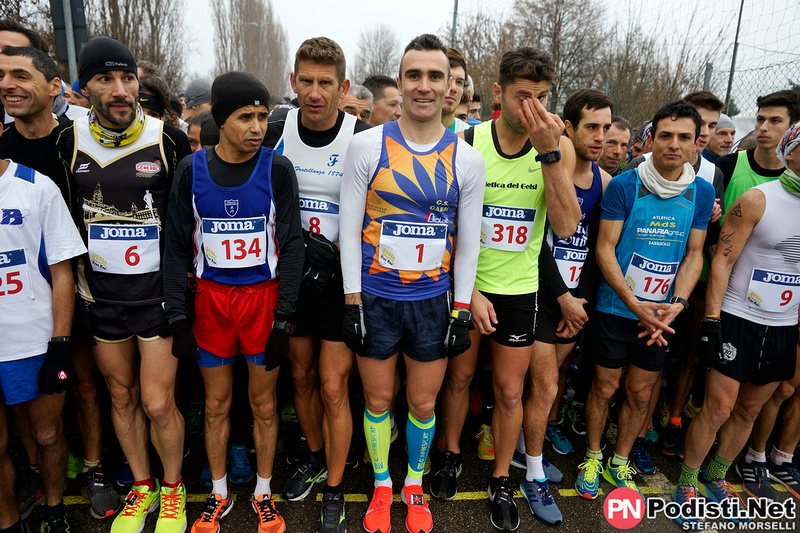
480;204;536;252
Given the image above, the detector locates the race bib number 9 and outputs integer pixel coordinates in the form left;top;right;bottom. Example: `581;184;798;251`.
746;269;800;312
299;197;340;243
88;224;160;275
480;204;537;252
624;253;679;302
554;246;588;289
202;217;267;269
0;249;34;305
378;220;447;271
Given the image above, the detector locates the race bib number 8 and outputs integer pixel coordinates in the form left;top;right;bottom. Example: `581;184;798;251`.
379;220;447;271
88;224;160;275
202;217;267;269
554;246;588;289
746;269;800;312
625;253;679;302
299;197;340;243
480;204;536;252
0;249;34;305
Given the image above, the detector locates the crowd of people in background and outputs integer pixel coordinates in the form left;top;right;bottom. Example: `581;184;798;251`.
1;16;800;533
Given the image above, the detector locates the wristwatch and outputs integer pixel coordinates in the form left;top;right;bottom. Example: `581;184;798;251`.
669;296;689;313
50;336;71;343
535;150;561;164
272;320;294;335
451;308;471;322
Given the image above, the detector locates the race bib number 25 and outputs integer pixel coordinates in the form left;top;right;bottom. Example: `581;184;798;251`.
0;249;34;305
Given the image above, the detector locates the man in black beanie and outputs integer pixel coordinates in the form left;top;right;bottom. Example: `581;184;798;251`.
56;35;191;533
163;71;303;533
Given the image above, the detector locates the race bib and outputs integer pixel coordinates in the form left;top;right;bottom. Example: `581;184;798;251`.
554;246;588;289
746;268;800;312
378;220;447;271
624;253;679;301
202;217;267;269
88;224;160;274
0;249;34;305
299;197;340;243
480;204;537;252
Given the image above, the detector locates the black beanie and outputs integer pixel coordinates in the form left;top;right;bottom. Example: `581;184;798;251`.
78;36;137;88
200;115;220;146
211;71;271;127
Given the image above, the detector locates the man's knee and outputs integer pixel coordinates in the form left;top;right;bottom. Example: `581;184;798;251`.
31;423;62;449
107;381;139;412
204;395;232;421
142;390;177;424
291;361;318;396
494;378;524;412
250;395;277;423
320;375;348;412
732;398;768;426
590;372;619;403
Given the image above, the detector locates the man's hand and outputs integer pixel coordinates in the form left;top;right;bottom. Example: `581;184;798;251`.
518;97;564;154
636;302;683;346
342;303;368;355
557;293;588;331
264;314;293;371
556;318;580;339
710;198;722;224
695;316;722;363
170;319;200;360
470;288;497;335
631;301;676;347
305;230;339;269
38;340;77;394
444;313;471;358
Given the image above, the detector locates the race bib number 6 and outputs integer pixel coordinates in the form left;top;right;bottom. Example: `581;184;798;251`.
202;217;267;269
88;224;160;275
480;204;537;252
624;253;679;302
746;269;800;312
379;220;447;271
0;249;34;305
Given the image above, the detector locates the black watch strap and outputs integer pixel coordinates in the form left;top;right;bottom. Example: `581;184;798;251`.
272;320;294;335
50;336;71;343
670;296;689;312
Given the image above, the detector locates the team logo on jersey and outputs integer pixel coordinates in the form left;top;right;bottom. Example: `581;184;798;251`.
720;342;737;363
225;199;239;217
327;154;339;167
75;162;91;173
426;212;447;223
135;161;161;179
0;208;27;227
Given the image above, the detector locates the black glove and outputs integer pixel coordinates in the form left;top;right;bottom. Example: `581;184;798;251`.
264;313;293;371
38;340;77;394
444;315;471;358
302;264;335;292
342;303;368;355
170;319;200;360
304;230;339;269
696;316;723;364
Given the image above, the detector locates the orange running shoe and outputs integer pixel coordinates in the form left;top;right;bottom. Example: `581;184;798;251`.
363;486;393;533
252;493;285;533
401;484;432;533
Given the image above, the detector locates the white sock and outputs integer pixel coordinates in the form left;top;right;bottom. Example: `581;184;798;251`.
744;447;767;464
525;454;546;482
516;429;526;454
404;474;422;489
374;477;393;489
391;414;396;430
770;447;794;465
211;474;228;499
254;474;271;497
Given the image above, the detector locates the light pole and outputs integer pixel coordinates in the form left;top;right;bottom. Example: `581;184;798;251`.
247;21;264;81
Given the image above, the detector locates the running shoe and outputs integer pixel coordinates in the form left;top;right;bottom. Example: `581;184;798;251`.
488;476;519;531
476;424;495;461
190;491;233;533
111;481;160;533
430;450;462;500
200;463;212;488
252;493;285;533
575;458;603;499
363;486;392;533
436;433;446;453
545;422;573;455
155;483;187;533
672;484;702;527
287;434;309;466
116;461;134;488
40;511;72;533
659;403;670;429
281;402;297;423
16;465;44;520
229;445;254;484
645;422;658;443
520;479;562;525
345;442;360;470
319;491;346;533
631;437;656;474
543;457;563;483
81;466;123;519
568;401;586;436
599;418;610;451
510;449;526;470
282;454;327;501
698;470;747;523
683;397;702;419
401;484;432;533
554;401;568;426
735;460;775;500
767;458;800;499
661;424;685;458
66;451;83;480
186;404;204;437
602;459;645;504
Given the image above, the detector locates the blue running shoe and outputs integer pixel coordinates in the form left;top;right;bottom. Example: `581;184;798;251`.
699;470;748;523
602;459;645;505
520;479;562;525
672;484;703;527
575;457;603;499
543;457;563;484
229;444;254;484
511;449;526;470
645;422;658;443
545;422;573;455
200;462;212;488
631;437;655;474
116;460;134;488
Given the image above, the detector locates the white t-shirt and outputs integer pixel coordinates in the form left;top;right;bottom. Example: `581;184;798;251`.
0;161;86;362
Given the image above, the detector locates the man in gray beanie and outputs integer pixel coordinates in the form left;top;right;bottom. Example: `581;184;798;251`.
702;113;736;163
183;78;212;118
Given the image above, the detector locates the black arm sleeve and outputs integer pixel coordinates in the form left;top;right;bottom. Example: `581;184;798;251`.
538;222;569;298
162;155;196;324
576;210;601;302
271;153;304;317
715;152;738;189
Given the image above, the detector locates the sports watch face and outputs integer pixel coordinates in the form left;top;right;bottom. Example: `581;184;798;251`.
536;150;561;164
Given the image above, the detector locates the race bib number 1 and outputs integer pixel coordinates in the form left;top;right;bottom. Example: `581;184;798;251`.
624;253;679;302
746;268;800;312
88;224;160;275
480;204;536;252
0;249;34;305
379;220;447;271
202;217;267;269
300;197;340;243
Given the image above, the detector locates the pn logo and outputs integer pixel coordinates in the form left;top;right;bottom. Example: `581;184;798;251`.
604;487;645;529
225;199;239;217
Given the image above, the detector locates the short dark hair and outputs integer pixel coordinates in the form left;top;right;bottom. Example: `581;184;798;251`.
399;34;447;79
611;115;632;133
363;74;397;102
295;37;346;84
498;47;557;89
682;91;724;113
0;19;48;53
446;47;467;80
757;89;800;123
562;88;613;129
650;100;701;140
0;46;59;82
472;94;481;103
186;109;209;127
138;60;161;79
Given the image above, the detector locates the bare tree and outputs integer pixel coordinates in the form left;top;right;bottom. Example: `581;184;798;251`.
350;24;401;84
212;0;290;96
85;0;188;92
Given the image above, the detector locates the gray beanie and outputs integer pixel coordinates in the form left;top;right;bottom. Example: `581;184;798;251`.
184;78;212;108
716;113;735;131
